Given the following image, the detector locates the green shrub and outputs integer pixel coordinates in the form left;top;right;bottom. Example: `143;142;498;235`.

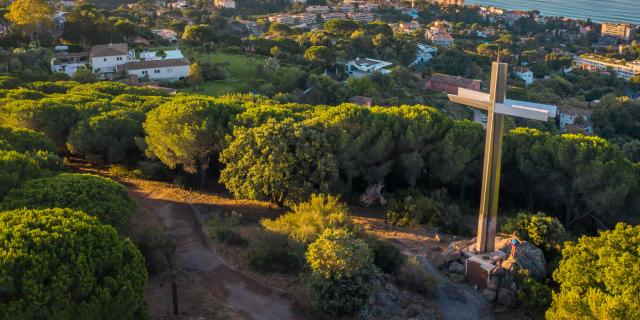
0;208;147;319
28;81;80;94
501;212;568;254
247;231;305;273
209;212;248;247
134;228;175;276
109;164;144;179
0;75;23;89
396;256;436;295
214;228;249;247
137;160;172;181
0;173;136;232
261;194;350;244
386;190;465;235
305;229;379;316
0;126;56;153
5;88;46;100
515;270;552;311
365;235;404;274
0;150;45;197
547;223;640;320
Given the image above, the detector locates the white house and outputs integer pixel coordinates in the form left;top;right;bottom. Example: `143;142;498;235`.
345;58;393;78
410;44;438;67
90;43;131;79
51;52;89;77
120;58;191;82
558;105;593;134
513;66;534;85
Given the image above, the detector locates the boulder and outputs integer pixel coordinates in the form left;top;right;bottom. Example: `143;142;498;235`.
487;275;499;291
482;289;496;302
448;273;465;283
497;288;516;307
499;240;547;280
437;247;461;268
448;261;465;275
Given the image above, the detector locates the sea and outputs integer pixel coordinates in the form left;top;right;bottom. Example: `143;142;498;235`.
464;0;640;25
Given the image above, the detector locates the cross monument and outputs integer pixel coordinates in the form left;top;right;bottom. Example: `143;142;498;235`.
448;62;557;253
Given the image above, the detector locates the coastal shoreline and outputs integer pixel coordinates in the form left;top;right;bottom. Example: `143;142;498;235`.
465;0;638;25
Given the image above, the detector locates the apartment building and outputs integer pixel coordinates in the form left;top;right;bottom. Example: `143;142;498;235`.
434;0;464;6
349;12;374;23
601;22;637;42
268;14;296;25
575;54;640;80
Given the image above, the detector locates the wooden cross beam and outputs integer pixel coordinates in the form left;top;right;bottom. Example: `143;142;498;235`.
447;62;556;253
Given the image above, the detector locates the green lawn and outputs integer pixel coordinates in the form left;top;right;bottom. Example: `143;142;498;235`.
179;51;265;97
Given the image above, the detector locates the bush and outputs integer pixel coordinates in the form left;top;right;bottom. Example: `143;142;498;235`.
501;212;568;254
365;235;404;274
0;75;23;89
5;88;46;100
547;223;640;320
247;231;305;273
305;229;379;316
261;194;350;244
0;150;45;197
0;126;56;153
515;270;552;311
0;173;136;232
109;164;144;179
0;208;147;319
396;256;436;295
134;228;175;276
213;227;249;247
386;190;466;235
28;81;79;94
209;212;249;247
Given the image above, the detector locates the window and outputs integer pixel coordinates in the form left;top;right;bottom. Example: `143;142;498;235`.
154;69;161;74
103;58;107;62
117;57;123;61
142;70;148;75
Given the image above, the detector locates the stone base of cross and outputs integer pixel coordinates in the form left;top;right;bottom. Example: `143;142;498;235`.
448;62;556;253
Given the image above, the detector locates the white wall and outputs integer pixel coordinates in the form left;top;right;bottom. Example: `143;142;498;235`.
91;55;128;74
52;62;86;77
128;65;190;81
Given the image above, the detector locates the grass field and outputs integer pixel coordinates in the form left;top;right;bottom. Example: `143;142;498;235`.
179;51;265;97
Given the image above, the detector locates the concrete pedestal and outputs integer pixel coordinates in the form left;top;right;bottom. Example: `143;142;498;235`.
463;247;506;290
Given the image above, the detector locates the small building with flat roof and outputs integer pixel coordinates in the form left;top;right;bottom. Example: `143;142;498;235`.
345;58;393;78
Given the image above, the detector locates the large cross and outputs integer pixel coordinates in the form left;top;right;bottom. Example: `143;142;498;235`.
448;62;557;253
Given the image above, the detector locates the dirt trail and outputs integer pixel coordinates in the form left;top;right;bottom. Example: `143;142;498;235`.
128;182;308;320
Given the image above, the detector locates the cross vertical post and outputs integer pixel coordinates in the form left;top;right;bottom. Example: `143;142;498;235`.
447;62;555;255
476;62;508;253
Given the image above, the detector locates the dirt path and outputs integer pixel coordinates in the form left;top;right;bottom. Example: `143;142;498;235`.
128;181;309;320
353;217;494;320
